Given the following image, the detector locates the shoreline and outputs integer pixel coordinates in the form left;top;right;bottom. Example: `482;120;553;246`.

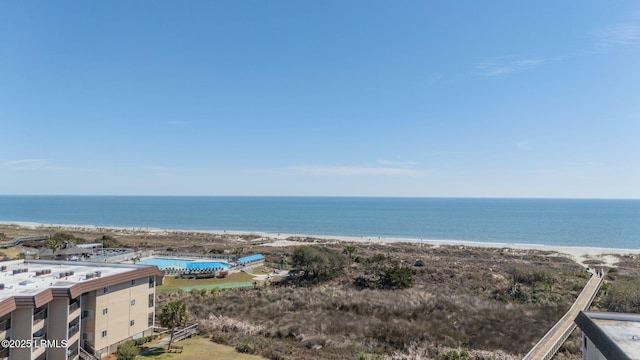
2;221;640;266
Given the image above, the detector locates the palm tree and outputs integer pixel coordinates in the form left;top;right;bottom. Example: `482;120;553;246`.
160;300;188;350
45;235;66;259
233;246;244;258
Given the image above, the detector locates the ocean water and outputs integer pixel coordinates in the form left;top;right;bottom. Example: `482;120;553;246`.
0;196;638;249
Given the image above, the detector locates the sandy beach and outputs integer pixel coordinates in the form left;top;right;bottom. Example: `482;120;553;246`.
2;221;638;267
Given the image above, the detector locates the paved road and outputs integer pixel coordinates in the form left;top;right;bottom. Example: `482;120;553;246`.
523;271;604;360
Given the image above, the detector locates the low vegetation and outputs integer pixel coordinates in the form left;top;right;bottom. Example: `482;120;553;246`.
156;272;254;295
291;246;345;279
156;244;585;360
593;255;640;314
0;225;592;359
137;336;267;360
354;254;414;289
116;340;138;360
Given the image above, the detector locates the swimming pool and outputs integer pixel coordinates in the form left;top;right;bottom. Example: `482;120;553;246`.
138;257;228;270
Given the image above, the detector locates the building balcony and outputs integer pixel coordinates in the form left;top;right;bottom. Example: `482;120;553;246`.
32;318;46;333
69;307;81;323
0;319;9;340
67;343;79;360
68;323;80;338
32;344;46;358
69;301;80;312
33;310;47;325
69;301;80;313
0;320;9;332
31;335;46;357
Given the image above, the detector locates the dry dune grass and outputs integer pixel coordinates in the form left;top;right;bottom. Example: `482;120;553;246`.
1;225;590;359
159;244;586;360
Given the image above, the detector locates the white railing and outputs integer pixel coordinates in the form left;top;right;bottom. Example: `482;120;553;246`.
523;272;605;360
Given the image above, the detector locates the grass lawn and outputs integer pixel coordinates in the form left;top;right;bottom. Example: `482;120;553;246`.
244;265;274;274
136;336;266;360
157;272;255;294
0;248;24;260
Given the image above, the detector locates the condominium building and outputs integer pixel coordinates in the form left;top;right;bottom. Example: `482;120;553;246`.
0;259;163;360
575;311;640;360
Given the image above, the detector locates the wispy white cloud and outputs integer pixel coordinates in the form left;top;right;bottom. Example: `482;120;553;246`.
476;21;640;78
0;159;48;170
476;57;545;77
0;159;90;172
593;23;640;48
288;165;428;177
376;159;418;168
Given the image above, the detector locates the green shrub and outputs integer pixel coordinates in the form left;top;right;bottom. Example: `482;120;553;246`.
236;341;256;354
367;254;386;264
509;266;557;286
377;265;414;289
443;350;469;360
116;340;138;360
603;278;640;312
354;264;414;290
292;246;346;279
356;352;381;360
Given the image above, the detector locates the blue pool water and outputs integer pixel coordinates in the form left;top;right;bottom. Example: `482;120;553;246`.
138;258;194;269
186;261;228;270
138;257;228;270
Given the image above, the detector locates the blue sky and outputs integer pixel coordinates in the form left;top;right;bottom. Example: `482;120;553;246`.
1;1;639;198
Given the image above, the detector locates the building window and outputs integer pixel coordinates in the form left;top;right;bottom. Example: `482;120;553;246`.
103;287;109;294
130;320;135;326
131;280;136;286
101;330;107;338
148;313;154;327
102;308;108;315
131;299;136;306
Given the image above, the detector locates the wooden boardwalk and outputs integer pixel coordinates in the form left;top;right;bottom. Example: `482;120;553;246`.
0;235;47;248
523;270;605;360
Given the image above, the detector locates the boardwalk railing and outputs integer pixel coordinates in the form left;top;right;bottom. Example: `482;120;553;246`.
523;271;605;360
0;236;48;248
173;323;198;342
154;323;199;342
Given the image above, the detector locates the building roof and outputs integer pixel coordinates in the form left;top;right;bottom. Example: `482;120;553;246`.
237;254;264;264
575;311;640;360
76;243;103;249
0;259;163;316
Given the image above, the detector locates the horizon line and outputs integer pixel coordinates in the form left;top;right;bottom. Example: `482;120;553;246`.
0;194;638;201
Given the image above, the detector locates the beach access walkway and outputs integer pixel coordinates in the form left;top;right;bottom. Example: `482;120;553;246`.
523;269;605;360
0;235;47;248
